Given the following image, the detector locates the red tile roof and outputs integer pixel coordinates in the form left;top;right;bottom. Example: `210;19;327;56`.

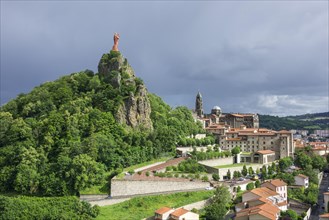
257;150;275;155
297;174;308;179
170;208;189;217
155;206;172;214
235;203;279;220
246;187;279;198
263;179;287;187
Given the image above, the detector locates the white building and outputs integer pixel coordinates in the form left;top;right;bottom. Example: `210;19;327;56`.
294;174;309;188
261;179;288;201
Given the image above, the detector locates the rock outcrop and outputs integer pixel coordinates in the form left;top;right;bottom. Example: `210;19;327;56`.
98;51;153;130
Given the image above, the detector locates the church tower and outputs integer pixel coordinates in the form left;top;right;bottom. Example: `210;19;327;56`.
195;91;204;117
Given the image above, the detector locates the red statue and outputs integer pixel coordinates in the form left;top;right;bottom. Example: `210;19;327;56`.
112;33;120;51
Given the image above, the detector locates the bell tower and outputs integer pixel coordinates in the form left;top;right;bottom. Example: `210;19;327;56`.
195;91;204;117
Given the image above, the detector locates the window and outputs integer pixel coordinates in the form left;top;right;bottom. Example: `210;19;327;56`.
263;141;266;144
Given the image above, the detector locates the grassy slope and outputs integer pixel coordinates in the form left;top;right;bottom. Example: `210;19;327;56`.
96;190;213;220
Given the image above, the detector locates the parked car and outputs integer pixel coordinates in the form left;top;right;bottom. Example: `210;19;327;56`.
205;186;214;190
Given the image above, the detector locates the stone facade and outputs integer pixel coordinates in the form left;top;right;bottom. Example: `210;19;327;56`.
198;157;234;167
219;128;294;160
111;179;209;197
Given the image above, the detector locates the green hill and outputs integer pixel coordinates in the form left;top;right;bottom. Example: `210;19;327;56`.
0;50;202;197
259;112;329;131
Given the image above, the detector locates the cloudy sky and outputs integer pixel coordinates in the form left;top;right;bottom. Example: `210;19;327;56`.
1;1;328;116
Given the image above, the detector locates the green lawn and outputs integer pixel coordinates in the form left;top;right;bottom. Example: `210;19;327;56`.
215;163;258;169
81;157;171;194
96;190;213;220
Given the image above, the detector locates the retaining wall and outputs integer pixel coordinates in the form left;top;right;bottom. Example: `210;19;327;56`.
198;157;234;167
111;179;209;197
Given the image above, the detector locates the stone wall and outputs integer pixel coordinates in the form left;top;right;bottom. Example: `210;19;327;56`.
198;157;234;167
111;179;209;197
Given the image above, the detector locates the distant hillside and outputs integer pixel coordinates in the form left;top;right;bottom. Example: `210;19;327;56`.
259;112;329;131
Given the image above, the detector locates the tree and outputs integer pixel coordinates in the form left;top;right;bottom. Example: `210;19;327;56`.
255;180;261;188
246;182;255;190
301;165;319;185
248;167;254;175
312;155;326;170
279;157;293;171
261;165;267;180
294;152;312;169
233;171;239;179
205;185;231;220
227;170;231;180
280;210;298;220
276;173;295;185
69;154;105;196
231;146;241;155
212;173;220;181
242;165;248;176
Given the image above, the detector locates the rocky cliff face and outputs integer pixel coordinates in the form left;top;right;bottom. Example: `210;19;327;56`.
98;51;153;130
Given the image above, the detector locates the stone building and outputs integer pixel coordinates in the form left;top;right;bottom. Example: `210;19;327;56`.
194;91;259;129
217;127;294;160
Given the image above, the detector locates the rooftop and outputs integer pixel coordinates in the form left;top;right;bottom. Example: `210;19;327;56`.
155;206;172;214
257;150;275;155
262;179;287;187
170;208;189;217
245;187;279;198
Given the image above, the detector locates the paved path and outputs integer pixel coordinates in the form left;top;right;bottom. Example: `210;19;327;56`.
89;198;131;207
310;173;328;220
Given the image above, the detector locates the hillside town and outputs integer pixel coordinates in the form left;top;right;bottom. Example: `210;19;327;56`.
105;92;329;220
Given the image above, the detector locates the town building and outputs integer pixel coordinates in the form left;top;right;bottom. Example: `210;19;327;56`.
294;174;309;188
314;130;329;137
235;200;280;220
193;92;294;160
235;182;289;220
242;187;287;211
261;179;288;201
218;127;294;160
154;207;199;220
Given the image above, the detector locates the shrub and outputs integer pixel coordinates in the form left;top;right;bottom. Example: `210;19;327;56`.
201;175;209;182
174;173;179;178
146;171;150;176
137;171;142;175
0;195;99;219
128;170;134;175
212;173;220;181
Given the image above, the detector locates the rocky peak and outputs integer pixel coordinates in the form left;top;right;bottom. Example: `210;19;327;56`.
98;51;153;130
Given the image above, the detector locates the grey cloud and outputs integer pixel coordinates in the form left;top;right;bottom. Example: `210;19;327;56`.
1;1;328;116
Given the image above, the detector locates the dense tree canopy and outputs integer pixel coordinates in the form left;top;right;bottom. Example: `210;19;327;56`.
0;69;202;196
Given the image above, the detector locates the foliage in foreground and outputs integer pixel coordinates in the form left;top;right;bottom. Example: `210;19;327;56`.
96;191;213;220
0;195;99;220
204;185;231;220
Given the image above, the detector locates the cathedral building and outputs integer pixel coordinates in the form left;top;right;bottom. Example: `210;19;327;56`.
193;91;294;160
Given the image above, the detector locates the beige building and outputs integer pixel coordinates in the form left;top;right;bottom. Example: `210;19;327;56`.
236;184;288;220
218;127;294;160
261;179;288;201
235;200;280;220
154;207;199;220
